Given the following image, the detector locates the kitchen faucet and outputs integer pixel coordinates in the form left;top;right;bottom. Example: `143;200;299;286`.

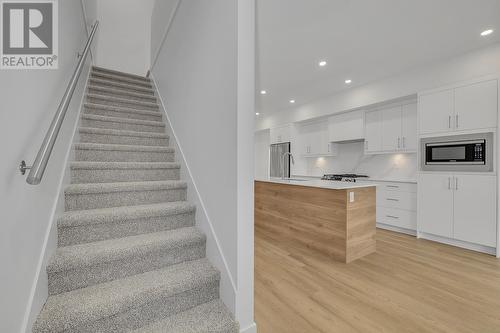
282;152;295;179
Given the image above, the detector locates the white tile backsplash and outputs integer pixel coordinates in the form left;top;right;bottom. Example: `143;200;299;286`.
292;142;417;180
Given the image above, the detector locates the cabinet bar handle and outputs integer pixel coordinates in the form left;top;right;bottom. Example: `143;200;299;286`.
386;185;399;188
455;177;458;190
397;137;401;149
402;137;406;149
448;177;451;190
448;115;451;128
386;198;399;201
386;215;399;219
456;114;459;128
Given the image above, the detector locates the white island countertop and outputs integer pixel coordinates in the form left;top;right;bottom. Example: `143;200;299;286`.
255;177;377;190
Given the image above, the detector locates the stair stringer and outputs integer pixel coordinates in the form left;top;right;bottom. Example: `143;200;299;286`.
150;74;237;315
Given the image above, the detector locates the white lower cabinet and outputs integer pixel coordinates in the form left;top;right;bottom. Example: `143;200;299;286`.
453;175;497;247
375;181;417;232
418;174;454;238
418;173;497;247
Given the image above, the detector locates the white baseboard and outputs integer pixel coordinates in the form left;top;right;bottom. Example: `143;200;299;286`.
20;65;92;333
418;232;496;255
377;223;417;236
240;322;257;333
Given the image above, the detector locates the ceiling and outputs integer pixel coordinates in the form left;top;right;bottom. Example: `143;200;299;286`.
256;0;500;115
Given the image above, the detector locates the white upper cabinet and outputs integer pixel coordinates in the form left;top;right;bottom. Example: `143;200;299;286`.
381;106;402;151
401;103;417;151
297;121;336;157
419;79;498;135
454;80;498;132
328;110;364;142
270;124;292;144
419;89;454;135
364;110;383;153
364;102;417;154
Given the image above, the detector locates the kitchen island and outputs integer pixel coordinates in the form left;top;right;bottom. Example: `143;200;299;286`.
255;178;377;263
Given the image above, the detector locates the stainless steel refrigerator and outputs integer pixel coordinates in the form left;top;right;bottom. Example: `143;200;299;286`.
269;142;291;178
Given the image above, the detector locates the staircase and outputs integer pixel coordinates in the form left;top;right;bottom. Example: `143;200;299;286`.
32;66;239;333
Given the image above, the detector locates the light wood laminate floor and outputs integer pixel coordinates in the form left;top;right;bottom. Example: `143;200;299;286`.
255;227;500;333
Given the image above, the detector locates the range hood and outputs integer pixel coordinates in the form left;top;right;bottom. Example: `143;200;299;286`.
330;138;365;144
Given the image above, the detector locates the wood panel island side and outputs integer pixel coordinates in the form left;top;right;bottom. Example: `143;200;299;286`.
255;179;377;263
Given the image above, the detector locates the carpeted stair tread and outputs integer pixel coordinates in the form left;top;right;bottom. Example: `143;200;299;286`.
92;66;150;82
84;102;161;116
87;93;159;109
75;142;174;153
82;114;165;128
58;201;195;228
90;71;153;88
70;161;180;170
88;85;157;101
33;259;219;333
132;300;239;333
48;227;205;273
65;180;187;195
79;127;169;139
89;78;154;95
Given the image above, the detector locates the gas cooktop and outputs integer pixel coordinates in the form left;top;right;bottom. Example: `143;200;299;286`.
321;174;369;182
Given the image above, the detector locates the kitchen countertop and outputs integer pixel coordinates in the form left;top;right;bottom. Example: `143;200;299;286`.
291;175;418;184
358;178;417;184
255;177;377;190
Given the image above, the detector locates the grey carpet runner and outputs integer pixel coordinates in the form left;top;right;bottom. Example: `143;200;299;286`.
32;66;239;333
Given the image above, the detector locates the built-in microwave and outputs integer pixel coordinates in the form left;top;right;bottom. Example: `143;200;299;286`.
421;133;493;172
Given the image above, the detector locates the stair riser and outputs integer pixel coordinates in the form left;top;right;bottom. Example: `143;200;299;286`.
71;167;180;184
48;241;206;295
75;149;175;162
81;118;165;133
79;132;169;147
87;96;159;111
42;282;219;333
84;107;162;122
89;79;154;95
58;212;196;247
65;188;187;211
88;87;157;103
90;72;152;88
92;68;150;83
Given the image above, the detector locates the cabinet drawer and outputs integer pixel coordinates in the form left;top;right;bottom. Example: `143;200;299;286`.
378;182;417;193
377;190;417;211
377;207;417;230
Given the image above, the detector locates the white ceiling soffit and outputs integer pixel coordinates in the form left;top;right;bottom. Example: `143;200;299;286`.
256;0;500;114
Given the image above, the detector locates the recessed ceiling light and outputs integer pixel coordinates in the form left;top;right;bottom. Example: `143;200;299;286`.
318;60;327;67
481;29;493;36
345;79;352;84
260;90;267;95
289;99;296;104
255;112;260;116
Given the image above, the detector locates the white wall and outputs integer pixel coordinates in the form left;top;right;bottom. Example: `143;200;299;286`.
150;0;255;331
256;43;500;130
254;130;270;178
94;0;155;76
0;1;91;332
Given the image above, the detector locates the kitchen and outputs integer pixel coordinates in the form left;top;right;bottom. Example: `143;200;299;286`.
253;1;500;332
